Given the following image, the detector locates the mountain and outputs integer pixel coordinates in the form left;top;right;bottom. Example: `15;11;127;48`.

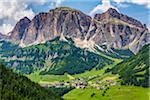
89;8;150;53
111;44;149;87
9;17;31;42
5;7;149;54
19;7;91;47
0;37;113;74
0;64;62;100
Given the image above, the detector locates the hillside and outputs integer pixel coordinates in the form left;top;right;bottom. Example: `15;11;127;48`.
112;44;149;87
0;37;113;75
0;64;62;100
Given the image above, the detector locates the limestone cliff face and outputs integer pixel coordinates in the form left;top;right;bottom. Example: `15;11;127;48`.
9;17;31;42
7;7;150;53
20;7;91;46
88;8;150;53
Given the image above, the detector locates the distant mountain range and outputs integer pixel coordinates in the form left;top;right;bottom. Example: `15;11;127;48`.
1;7;150;54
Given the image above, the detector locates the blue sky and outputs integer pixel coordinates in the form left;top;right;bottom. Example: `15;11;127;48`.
0;0;149;34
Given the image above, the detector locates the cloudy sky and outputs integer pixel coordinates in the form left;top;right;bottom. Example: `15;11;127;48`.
0;0;149;35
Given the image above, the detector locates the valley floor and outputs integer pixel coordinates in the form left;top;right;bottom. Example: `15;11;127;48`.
63;85;149;100
26;60;150;100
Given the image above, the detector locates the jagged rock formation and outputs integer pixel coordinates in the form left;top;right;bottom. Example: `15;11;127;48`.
87;8;150;53
7;7;150;53
19;7;91;47
9;17;31;42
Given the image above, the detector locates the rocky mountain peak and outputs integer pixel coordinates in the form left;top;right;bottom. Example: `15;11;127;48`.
94;8;144;28
20;7;91;46
107;8;119;13
94;8;119;21
52;7;76;11
9;17;31;42
13;17;31;30
106;8;120;17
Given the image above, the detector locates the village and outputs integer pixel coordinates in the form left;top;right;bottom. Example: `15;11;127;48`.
40;77;116;90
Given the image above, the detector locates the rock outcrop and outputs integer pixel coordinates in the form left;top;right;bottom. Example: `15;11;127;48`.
7;7;150;53
9;17;31;42
87;8;150;53
20;7;91;46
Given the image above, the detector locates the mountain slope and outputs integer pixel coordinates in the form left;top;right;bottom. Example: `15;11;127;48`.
0;64;61;100
4;7;149;54
88;8;150;53
1;37;113;75
9;17;31;42
20;7;91;47
111;44;149;87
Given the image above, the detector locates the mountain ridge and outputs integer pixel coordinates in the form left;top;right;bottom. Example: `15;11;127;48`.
4;7;150;54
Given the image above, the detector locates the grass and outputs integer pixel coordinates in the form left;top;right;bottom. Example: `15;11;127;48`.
63;86;149;100
73;59;122;79
26;71;69;83
89;73;120;83
96;51;122;62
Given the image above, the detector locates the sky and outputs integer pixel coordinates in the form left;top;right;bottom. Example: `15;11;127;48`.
0;0;149;35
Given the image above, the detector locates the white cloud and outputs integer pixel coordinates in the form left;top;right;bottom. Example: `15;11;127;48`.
89;0;150;16
0;24;14;35
55;0;65;7
25;0;48;5
49;0;65;7
89;0;119;16
112;0;150;8
113;0;124;3
0;0;36;35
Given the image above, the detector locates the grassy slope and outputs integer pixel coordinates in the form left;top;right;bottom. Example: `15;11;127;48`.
63;86;149;100
112;44;149;87
73;59;121;79
0;64;62;100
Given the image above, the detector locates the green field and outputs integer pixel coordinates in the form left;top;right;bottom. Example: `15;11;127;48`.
26;72;69;83
63;86;150;100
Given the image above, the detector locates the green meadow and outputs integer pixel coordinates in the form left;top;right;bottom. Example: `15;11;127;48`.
63;86;149;100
